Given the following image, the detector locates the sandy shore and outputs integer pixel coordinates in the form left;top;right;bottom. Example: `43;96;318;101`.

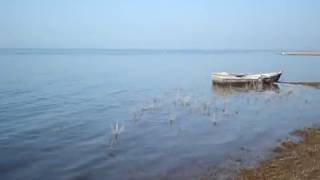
282;51;320;56
199;127;320;180
238;127;320;180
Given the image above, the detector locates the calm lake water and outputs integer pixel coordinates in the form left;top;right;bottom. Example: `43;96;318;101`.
1;49;320;180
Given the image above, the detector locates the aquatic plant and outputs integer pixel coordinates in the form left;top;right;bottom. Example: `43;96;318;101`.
133;110;143;121
211;111;218;125
168;113;177;124
108;121;125;148
246;97;250;105
140;98;161;112
180;96;192;106
152;98;160;104
111;121;125;139
132;99;158;120
173;89;192;106
200;102;211;116
173;89;181;105
140;102;154;112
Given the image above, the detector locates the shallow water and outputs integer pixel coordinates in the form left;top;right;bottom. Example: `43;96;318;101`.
1;49;320;180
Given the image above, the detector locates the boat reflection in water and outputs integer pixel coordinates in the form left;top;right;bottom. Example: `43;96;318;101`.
212;82;280;96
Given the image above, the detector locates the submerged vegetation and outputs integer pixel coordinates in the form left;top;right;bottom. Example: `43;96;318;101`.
109;121;125;147
106;83;319;180
102;83;320;179
108;84;310;149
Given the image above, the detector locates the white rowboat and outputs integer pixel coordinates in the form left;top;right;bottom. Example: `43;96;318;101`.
212;71;282;84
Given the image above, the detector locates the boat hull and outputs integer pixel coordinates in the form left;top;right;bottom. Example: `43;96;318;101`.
212;71;282;84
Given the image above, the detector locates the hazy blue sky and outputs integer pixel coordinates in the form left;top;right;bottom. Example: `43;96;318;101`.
1;0;319;49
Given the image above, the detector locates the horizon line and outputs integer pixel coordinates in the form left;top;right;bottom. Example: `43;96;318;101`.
0;48;284;51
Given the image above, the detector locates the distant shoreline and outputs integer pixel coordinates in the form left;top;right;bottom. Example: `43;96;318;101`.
281;51;320;56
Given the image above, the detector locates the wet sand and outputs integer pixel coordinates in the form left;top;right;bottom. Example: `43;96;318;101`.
199;127;320;180
238;127;320;180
